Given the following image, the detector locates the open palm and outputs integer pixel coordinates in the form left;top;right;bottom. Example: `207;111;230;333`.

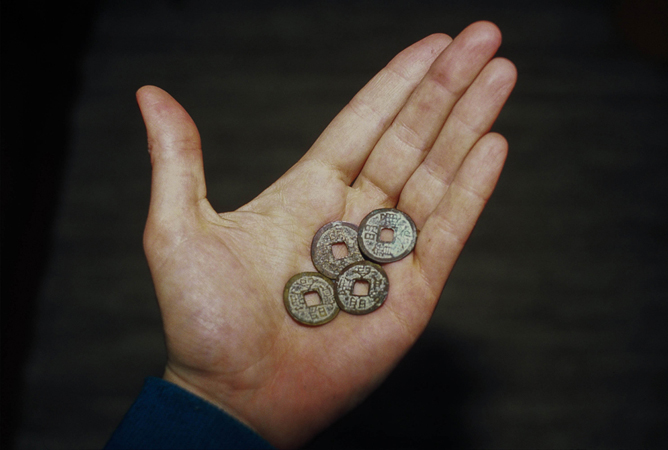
138;21;516;449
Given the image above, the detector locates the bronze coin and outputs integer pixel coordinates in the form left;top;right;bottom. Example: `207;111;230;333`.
284;272;339;326
335;261;389;315
358;208;417;263
311;221;365;279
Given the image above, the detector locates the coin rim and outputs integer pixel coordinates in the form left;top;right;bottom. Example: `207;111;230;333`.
357;208;417;263
283;271;339;326
335;261;389;315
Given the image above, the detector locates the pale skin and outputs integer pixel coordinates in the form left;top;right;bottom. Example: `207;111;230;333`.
137;21;517;449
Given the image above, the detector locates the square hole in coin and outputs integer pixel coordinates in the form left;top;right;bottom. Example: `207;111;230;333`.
379;228;394;242
331;242;349;260
352;280;370;296
304;291;322;307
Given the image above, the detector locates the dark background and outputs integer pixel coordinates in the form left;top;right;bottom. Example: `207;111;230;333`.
2;0;667;448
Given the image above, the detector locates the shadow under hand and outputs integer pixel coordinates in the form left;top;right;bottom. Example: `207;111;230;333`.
305;329;484;449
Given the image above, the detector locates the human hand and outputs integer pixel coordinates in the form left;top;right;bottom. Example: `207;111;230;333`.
137;21;516;449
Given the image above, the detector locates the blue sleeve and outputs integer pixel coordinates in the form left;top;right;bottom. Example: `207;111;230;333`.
105;377;274;450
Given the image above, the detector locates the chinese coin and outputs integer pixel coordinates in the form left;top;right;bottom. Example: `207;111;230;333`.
284;272;339;326
335;261;389;315
311;221;365;279
358;208;417;263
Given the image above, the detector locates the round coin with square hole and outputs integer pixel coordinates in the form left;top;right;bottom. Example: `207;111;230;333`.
284;272;339;326
311;221;365;279
358;208;417;263
335;261;389;315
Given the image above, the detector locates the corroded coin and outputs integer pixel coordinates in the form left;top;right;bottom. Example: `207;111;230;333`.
284;272;339;326
335;261;389;315
311;221;365;279
358;208;417;263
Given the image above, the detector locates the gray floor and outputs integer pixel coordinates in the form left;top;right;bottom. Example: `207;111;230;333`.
13;1;668;448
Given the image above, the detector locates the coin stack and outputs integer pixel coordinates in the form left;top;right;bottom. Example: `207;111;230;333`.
284;208;417;326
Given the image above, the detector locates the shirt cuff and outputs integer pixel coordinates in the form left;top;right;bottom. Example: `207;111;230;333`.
105;377;274;450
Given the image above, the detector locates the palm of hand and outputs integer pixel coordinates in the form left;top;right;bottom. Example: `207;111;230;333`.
138;21;516;449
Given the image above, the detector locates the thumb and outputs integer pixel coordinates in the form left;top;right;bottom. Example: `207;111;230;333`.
136;85;207;225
